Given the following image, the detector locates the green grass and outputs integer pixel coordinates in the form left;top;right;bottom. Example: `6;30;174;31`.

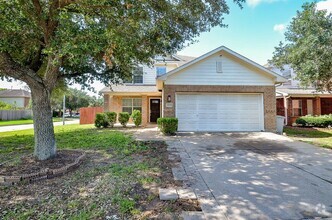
0;124;131;155
284;126;332;149
0;125;175;219
0;117;69;127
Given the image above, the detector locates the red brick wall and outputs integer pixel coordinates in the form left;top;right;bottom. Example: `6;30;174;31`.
276;98;285;116
321;98;332;115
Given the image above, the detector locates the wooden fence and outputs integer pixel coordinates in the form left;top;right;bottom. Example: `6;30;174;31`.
0;110;32;121
80;107;103;125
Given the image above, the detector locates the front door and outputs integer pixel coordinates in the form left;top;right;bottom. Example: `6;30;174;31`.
150;99;161;122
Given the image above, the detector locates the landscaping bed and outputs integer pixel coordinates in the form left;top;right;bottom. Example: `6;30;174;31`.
0;125;200;219
284;126;332;149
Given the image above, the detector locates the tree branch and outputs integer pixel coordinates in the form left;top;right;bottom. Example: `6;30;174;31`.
0;52;44;88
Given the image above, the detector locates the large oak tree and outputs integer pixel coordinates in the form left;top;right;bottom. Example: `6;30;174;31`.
0;0;244;160
270;3;332;91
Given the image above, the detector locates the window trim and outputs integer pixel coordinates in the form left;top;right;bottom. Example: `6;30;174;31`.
122;98;142;115
292;99;302;116
124;67;144;84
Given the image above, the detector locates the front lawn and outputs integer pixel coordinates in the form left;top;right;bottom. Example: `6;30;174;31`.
284;126;332;149
0;117;69;127
0;125;194;219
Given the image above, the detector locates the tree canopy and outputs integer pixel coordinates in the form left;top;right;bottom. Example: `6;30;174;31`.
0;0;244;160
270;3;332;91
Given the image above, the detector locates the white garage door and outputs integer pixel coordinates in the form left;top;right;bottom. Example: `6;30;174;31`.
176;93;264;132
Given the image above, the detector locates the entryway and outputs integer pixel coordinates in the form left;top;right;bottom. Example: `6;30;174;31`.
150;98;161;122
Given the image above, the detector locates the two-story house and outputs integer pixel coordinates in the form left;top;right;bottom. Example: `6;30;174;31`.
270;65;332;125
101;46;286;132
100;55;196;125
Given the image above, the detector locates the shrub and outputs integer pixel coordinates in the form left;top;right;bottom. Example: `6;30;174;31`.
0;101;13;110
119;112;130;127
131;110;142;127
157;117;178;135
296;114;332;127
95;113;109;128
105;112;117;127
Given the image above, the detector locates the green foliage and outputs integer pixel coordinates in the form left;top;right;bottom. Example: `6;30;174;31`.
131;110;142;127
0;0;244;87
157;117;178;135
0;101;12;110
94;113;109;128
105;112;117;127
119;112;130;127
296;114;332;127
270;3;332;91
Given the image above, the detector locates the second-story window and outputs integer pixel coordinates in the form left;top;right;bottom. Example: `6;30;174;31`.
133;67;143;84
156;66;167;76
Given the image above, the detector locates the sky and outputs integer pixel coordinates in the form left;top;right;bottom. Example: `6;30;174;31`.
1;0;332;95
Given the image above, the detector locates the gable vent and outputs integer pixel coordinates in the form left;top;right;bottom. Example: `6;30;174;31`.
216;60;223;73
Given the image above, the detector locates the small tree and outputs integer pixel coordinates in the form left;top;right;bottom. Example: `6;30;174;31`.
131;110;142;127
119;112;130;128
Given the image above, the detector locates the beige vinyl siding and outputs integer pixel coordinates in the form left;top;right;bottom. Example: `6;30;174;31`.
143;65;156;85
165;53;274;86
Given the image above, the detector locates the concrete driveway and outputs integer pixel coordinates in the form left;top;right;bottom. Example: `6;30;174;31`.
176;132;332;219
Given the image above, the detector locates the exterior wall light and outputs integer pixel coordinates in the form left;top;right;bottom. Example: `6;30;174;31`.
167;95;171;102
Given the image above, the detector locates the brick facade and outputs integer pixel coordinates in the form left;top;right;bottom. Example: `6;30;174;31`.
163;85;277;132
321;98;332;115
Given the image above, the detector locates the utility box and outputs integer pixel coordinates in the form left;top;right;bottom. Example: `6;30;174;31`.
276;116;285;134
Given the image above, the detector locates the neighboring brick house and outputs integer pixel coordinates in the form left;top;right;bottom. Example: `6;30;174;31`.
0;89;31;108
101;46;286;132
269;65;332;125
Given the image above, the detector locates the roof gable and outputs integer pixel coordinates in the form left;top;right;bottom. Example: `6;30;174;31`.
0;89;31;98
158;46;287;84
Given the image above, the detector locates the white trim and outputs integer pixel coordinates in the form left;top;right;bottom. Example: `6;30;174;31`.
158;46;287;83
175;92;265;132
148;97;162;123
161;89;164;118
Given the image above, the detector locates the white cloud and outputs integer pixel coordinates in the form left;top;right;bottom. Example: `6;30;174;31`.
273;24;286;33
247;0;279;8
317;0;332;14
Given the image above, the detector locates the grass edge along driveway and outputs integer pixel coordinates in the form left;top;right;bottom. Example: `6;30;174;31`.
283;126;332;149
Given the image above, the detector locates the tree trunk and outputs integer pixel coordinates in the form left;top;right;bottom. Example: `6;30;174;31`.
31;87;57;160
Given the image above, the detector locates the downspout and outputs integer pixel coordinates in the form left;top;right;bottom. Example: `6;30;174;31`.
284;95;289;126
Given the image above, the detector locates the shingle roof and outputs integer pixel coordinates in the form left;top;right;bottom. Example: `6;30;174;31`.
155;54;196;66
276;88;332;95
0;89;31;98
100;85;159;93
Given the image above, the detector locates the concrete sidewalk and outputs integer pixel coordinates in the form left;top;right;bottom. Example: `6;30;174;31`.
0;120;79;133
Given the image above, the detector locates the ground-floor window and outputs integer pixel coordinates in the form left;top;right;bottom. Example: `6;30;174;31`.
122;98;142;115
292;100;302;116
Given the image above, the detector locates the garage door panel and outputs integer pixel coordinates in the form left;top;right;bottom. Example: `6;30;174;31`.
176;93;263;132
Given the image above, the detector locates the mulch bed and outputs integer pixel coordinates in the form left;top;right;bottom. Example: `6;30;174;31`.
0;150;83;175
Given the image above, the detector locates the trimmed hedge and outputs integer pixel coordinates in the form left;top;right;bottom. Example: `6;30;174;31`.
119;112;130;127
105;112;117;127
157;117;178;135
95;113;109;128
131;110;142;127
296;114;332;127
